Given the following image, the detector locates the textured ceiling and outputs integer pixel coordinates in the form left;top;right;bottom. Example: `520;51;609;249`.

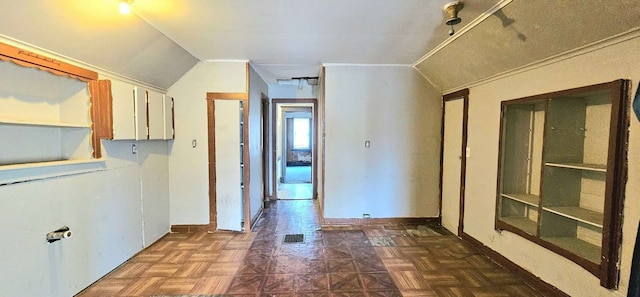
415;0;640;92
133;0;498;83
2;1;636;92
0;0;198;89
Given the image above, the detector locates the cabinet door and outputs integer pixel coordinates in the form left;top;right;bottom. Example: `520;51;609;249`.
134;86;148;140
110;80;136;140
147;90;164;140
163;96;174;140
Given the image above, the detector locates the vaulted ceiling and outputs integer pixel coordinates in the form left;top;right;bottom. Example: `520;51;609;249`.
1;0;639;92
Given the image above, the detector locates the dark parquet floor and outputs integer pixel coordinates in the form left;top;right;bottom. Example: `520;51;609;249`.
77;200;545;297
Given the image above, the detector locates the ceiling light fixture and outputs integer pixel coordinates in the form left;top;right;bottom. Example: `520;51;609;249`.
119;0;133;15
443;1;464;36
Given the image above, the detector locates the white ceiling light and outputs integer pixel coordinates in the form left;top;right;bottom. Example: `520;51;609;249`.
119;0;133;15
443;1;464;36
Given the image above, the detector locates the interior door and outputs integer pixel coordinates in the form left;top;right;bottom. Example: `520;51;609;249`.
441;97;466;234
214;99;243;231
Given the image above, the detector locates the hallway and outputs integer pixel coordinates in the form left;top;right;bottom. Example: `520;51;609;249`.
78;200;545;296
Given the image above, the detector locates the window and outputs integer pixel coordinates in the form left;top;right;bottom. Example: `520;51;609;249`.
293;117;310;149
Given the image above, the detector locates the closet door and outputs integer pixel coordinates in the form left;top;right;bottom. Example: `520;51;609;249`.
214;99;243;231
441;98;465;233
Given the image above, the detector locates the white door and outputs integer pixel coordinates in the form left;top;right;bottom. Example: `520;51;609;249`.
215;100;243;231
441;99;464;234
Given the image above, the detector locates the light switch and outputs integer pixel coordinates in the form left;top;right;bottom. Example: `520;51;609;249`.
365;140;371;148
466;146;471;158
132;144;137;154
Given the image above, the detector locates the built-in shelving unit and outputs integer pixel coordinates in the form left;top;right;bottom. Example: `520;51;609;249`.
495;80;629;289
0;42;103;177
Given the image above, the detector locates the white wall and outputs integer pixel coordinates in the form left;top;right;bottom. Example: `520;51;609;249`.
249;65;268;222
456;33;640;296
323;65;442;219
137;141;171;246
0;137;170;297
167;61;247;225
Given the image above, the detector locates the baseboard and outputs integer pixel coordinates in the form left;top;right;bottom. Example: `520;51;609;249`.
460;232;569;297
170;224;212;233
322;217;440;227
251;207;264;230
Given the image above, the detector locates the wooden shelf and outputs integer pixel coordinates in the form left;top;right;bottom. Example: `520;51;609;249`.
500;217;537;235
545;162;607;172
501;193;540;207
0;118;89;128
542;237;601;264
543;206;603;228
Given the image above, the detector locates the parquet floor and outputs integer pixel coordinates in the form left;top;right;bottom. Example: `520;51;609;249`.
77;200;545;297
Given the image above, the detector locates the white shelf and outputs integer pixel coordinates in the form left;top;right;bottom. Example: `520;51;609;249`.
542;237;601;264
501;217;537;235
501;193;540;207
0;158;105;172
545;162;607;172
543;206;603;228
0;118;89;128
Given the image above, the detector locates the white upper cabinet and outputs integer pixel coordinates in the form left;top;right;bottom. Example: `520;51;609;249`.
110;79;136;140
147;90;165;140
104;81;174;141
134;86;148;140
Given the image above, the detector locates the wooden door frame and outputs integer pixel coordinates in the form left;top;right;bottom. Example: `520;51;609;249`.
440;89;469;236
206;92;250;232
261;93;271;202
271;98;318;200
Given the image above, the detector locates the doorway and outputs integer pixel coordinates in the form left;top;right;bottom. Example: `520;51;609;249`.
271;99;318;200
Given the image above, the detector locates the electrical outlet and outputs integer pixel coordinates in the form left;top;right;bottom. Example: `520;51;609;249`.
132;144;137;154
362;213;370;219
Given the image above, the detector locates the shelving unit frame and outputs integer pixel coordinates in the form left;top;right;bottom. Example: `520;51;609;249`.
495;80;630;289
0;41;103;175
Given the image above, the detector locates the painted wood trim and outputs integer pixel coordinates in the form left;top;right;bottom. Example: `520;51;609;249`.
145;90;150;140
206;92;248;100
321;66;326;224
443;89;469;101
170;224;214;233
206;99;217;230
250;207;264;232
243;97;251;232
601;79;629;288
271;98;319;201
0;41;98;81
461;232;570;297
88;80;115;159
322;217;440;227
206;92;251;232
261;93;270;204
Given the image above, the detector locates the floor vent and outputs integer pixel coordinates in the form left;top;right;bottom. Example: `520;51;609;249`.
283;234;304;243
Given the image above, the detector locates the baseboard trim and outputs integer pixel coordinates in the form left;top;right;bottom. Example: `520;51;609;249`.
170;224;212;233
460;232;569;297
250;207;264;230
322;217;440;227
